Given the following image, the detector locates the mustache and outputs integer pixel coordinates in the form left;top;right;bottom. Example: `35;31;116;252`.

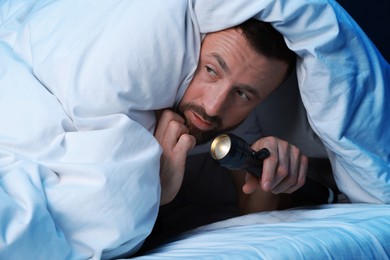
177;103;222;127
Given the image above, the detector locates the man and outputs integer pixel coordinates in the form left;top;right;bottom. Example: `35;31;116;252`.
141;20;329;251
156;19;305;208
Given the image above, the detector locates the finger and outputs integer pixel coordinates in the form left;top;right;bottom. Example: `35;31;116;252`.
155;110;184;142
251;136;285;192
284;155;308;193
272;151;307;194
260;139;283;192
161;120;189;150
159;134;195;206
175;134;196;160
271;145;300;194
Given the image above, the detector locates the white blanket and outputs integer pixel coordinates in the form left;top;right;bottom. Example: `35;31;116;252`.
0;0;199;259
0;0;389;258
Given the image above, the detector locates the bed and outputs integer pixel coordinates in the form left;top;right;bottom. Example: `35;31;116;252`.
131;203;390;259
0;0;389;259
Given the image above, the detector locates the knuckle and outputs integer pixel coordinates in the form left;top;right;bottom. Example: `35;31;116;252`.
168;120;179;128
258;136;275;146
297;178;306;188
291;145;299;156
266;136;278;146
161;109;174;119
163;110;184;122
168;120;186;132
280;139;289;148
268;155;279;165
290;145;301;158
301;155;309;165
296;175;306;187
181;134;195;145
268;136;278;142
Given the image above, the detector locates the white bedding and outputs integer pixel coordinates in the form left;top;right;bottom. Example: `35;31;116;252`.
133;204;390;259
0;0;389;258
0;0;200;258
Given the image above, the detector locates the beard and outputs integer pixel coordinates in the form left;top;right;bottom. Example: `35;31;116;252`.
176;103;224;145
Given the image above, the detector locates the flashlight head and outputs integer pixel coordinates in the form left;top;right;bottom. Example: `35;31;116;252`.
210;134;231;160
210;133;252;170
210;133;269;178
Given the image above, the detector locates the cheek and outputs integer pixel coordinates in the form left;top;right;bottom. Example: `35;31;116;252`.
182;76;206;104
181;86;199;105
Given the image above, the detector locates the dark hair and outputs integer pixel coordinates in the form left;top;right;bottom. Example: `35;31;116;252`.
235;19;296;77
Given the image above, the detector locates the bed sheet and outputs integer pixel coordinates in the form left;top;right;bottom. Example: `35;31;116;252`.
132;204;390;259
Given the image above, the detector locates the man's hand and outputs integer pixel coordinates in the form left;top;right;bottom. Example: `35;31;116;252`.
242;136;308;195
155;110;196;206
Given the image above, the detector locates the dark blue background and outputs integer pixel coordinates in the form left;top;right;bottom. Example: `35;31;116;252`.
337;0;390;62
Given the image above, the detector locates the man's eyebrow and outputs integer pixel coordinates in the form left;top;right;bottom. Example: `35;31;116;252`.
212;53;230;73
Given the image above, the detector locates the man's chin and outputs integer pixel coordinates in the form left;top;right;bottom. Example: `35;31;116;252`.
188;126;221;145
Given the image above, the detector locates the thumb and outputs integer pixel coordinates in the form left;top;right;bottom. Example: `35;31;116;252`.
242;173;260;194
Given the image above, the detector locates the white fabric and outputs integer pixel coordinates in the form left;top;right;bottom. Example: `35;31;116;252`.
132;204;390;259
0;0;200;259
1;0;389;258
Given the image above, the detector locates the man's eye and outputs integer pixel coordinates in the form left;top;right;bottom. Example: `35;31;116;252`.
236;89;249;100
205;66;217;76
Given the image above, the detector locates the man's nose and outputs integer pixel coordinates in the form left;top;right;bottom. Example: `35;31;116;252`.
203;86;230;117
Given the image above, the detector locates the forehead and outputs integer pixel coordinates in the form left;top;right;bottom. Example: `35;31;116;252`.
201;28;274;76
200;28;266;79
201;28;250;56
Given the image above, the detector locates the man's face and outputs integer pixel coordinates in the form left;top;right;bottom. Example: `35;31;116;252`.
178;28;289;144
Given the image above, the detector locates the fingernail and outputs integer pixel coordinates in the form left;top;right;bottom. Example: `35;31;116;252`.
263;181;271;191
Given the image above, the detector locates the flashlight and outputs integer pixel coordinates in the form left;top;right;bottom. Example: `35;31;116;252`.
210;133;337;205
210;133;270;178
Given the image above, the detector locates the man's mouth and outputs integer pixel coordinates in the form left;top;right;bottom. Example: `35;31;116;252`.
187;111;215;131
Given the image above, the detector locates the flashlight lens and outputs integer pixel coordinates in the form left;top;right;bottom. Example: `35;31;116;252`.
211;134;231;160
